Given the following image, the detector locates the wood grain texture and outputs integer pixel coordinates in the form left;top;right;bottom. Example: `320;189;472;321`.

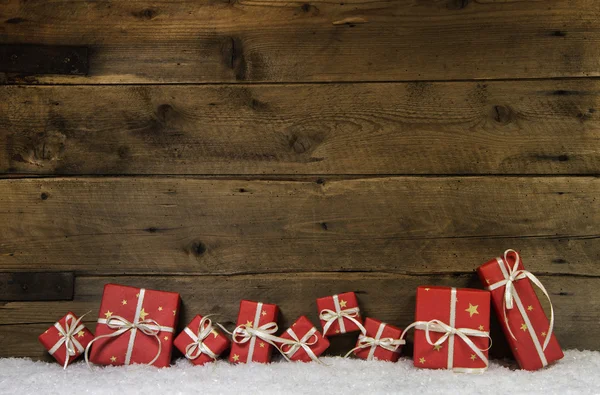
0;273;597;358
0;272;74;301
2;81;600;175
0;176;598;275
1;0;599;83
0;44;88;75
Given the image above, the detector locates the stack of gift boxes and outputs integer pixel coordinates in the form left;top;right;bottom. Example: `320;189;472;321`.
39;250;563;372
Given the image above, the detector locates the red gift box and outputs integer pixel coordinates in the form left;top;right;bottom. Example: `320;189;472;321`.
39;312;94;368
317;292;364;336
174;315;230;365
404;286;491;372
229;300;279;364
87;284;180;367
477;249;563;371
278;316;330;362
352;317;404;362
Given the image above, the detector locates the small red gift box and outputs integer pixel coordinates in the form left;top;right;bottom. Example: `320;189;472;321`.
477;249;563;371
352;317;404;362
174;315;230;365
39;312;94;368
278;316;330;362
229;300;279;364
408;286;491;372
317;292;364;336
88;284;180;367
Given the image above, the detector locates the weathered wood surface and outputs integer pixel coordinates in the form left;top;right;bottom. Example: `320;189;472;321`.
1;0;599;83
0;176;598;275
0;273;597;358
0;272;74;301
1;81;599;175
0;44;88;76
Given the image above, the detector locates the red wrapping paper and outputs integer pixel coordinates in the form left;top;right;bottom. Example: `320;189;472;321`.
39;312;94;367
316;292;363;336
229;300;279;364
353;317;403;362
477;250;563;370
413;286;490;371
174;315;230;365
278;316;329;362
89;284;180;367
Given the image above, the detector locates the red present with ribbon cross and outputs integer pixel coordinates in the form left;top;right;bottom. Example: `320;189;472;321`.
401;286;491;372
477;249;563;371
85;284;180;368
173;315;230;365
349;317;404;362
228;300;280;363
317;292;365;336
39;312;94;368
277;316;329;363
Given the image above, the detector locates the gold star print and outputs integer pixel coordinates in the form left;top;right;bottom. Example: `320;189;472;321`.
104;310;113;319
232;354;240;362
259;342;265;348
527;305;534;311
77;330;85;338
211;329;219;338
110;356;117;363
173;310;177;316
433;344;442;352
339;299;347;308
245;320;253;327
541;331;547;337
520;323;528;331
158;306;163;311
121;299;127;305
261;310;267;316
465;303;479;318
424;288;430;291
419;357;426;364
139;308;149;320
485;279;490;284
470;354;477;361
335;329;340;334
136;293;140;298
164;336;169;341
44;330;49;334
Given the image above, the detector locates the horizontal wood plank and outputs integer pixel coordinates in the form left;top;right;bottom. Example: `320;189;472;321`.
0;273;597;358
1;0;599;83
0;272;74;301
0;44;88;75
0;177;598;275
2;81;600;175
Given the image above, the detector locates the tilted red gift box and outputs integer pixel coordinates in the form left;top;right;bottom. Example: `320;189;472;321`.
412;286;490;372
317;292;364;336
353;317;403;362
174;314;230;365
229;300;279;364
89;284;180;367
278;315;329;362
39;312;94;368
477;250;563;371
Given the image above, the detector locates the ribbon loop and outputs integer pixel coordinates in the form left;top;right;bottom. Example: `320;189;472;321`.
184;316;219;361
50;312;89;369
319;307;366;336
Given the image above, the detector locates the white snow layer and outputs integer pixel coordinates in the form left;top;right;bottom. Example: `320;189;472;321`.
1;350;599;395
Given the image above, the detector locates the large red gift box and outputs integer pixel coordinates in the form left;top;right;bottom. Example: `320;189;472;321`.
88;284;180;367
39;312;94;368
317;292;364;336
174;315;230;365
411;286;490;372
352;317;403;362
477;249;563;370
229;300;279;364
278;315;330;362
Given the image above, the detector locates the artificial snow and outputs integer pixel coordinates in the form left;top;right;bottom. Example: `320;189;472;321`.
1;350;599;394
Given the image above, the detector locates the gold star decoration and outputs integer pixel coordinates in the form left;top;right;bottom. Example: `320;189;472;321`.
136;293;140;298
339;299;347;308
139;308;149;320
541;331;547;337
110;356;117;363
465;303;479;317
245;320;253;327
173;310;177;316
44;330;49;334
433;344;442;352
232;354;240;362
485;279;490;284
261;310;267;316
424;288;430;291
158;306;163;311
527;305;534;311
470;354;477;361
121;299;127;305
164;336;169;341
335;329;340;334
520;323;528;331
77;330;85;338
478;325;485;331
259;342;265;348
419;357;426;364
104;310;113;319
211;329;219;338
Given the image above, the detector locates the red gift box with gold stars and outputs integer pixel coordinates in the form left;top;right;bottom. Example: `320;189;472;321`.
174;314;230;365
316;292;364;336
412;286;490;372
39;312;94;368
88;284;180;368
278;315;329;362
478;250;563;371
353;317;403;362
229;300;279;364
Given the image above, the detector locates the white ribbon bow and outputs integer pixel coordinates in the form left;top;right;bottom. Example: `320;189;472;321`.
48;313;88;369
319;306;366;336
279;327;322;363
345;332;405;360
184;316;218;361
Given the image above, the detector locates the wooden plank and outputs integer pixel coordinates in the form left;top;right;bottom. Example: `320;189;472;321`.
2;81;600;175
1;0;599;83
0;176;598;276
0;272;73;301
0;273;597;358
0;44;88;75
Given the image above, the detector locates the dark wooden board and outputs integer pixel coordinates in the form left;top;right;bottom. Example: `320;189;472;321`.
1;0;599;83
1;81;600;175
0;44;88;75
0;272;74;301
0;176;598;276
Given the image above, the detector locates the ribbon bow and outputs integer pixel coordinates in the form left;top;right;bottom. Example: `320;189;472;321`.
279;327;322;363
345;332;405;360
319;307;366;336
50;313;88;369
184;316;218;361
489;249;554;350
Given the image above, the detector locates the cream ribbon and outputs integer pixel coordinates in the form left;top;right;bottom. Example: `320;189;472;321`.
486;249;554;366
48;312;88;369
279;326;322;363
319;294;366;336
84;288;174;367
184;316;218;361
345;322;405;360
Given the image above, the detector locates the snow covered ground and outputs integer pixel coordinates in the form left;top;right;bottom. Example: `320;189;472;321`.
1;350;599;395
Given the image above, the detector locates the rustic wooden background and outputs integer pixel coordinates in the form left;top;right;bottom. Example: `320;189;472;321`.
1;0;599;360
